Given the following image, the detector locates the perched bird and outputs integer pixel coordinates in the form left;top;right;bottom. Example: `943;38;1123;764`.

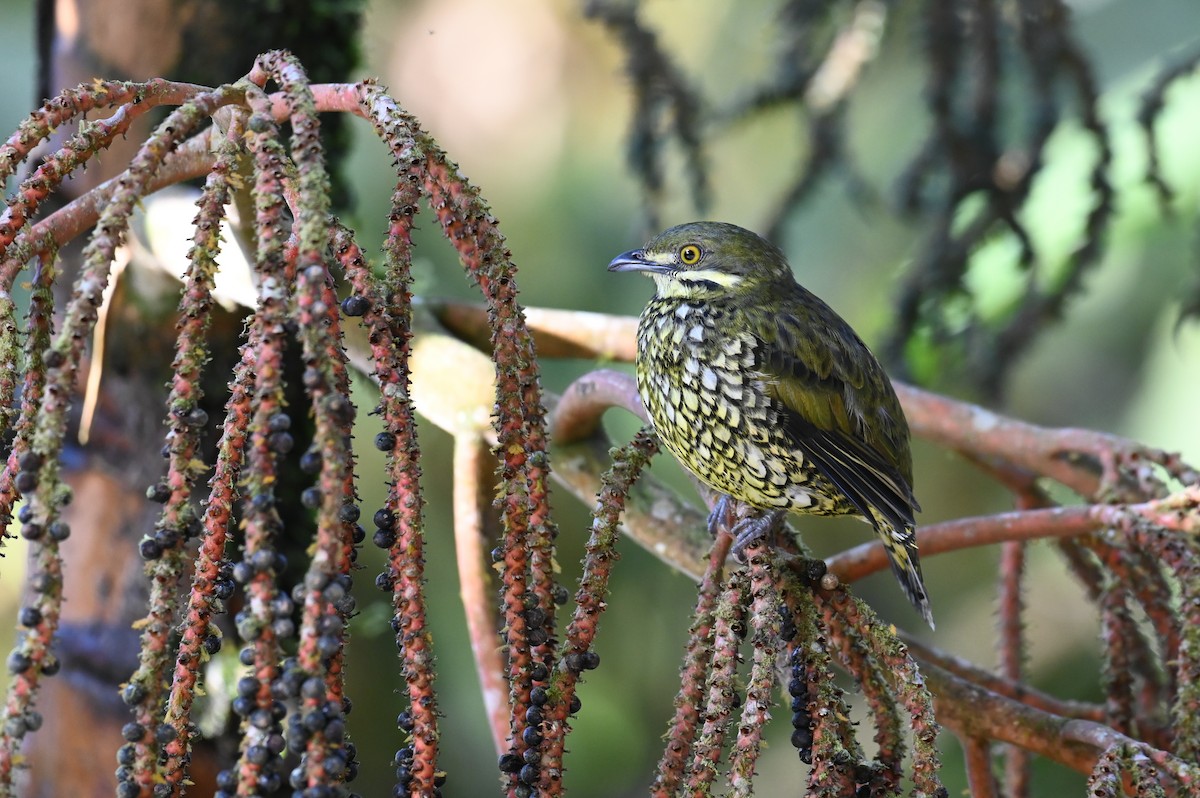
608;221;932;627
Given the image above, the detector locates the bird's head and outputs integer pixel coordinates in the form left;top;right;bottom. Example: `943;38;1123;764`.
607;221;793;300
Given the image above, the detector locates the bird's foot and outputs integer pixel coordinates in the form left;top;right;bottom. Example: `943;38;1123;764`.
706;495;736;538
730;509;786;561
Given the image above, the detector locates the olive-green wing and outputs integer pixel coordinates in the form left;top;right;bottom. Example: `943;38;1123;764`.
745;290;918;531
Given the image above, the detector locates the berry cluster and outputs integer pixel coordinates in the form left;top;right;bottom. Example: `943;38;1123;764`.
786;647;815;765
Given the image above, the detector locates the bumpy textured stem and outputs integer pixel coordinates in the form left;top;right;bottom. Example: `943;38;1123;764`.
686;571;749;794
539;428;659;796
650;530;731;797
124;127;243;795
727;545;782;797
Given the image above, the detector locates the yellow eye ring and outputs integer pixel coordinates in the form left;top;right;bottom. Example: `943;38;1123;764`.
679;244;702;265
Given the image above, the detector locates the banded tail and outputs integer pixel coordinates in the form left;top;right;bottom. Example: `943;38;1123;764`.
877;522;934;629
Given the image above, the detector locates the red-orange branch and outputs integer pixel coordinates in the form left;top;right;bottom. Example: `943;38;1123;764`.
825;491;1200;585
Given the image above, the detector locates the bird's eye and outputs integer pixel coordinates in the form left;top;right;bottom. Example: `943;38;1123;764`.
679;244;702;265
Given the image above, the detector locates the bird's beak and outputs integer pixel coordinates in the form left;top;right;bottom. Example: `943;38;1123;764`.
607;249;673;274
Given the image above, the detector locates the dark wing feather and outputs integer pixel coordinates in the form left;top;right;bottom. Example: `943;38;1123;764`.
785;416;916;531
744;284;918;530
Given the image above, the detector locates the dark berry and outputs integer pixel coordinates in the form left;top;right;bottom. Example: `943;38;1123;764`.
122;683;147;706
250;549;275;572
7;651;31;674
14;470;37;494
17;452;43;472
301;677;325;700
341;295;369;317
139;537;164;560
804;558;828;583
216;769;237;791
301;487;321;509
300;450;322;473
268;432;294;454
232;561;253;584
117;744;136;766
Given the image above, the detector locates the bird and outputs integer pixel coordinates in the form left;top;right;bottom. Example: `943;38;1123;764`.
608;221;932;627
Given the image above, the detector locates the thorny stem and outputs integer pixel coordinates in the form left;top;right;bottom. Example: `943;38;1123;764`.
685;571;749;795
800;591;865;797
354;81;558;794
252;51;362;796
2;82;241;797
125;124;245;796
826;589;946;796
726;544;781;797
330;214;439;795
649;528;731;798
226;105;294;797
819;589;905;788
0;253;57;789
541;427;659;796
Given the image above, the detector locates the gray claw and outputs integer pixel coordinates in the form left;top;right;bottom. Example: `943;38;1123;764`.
730;509;786;561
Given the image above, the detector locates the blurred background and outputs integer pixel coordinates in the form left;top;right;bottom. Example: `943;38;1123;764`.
2;0;1199;795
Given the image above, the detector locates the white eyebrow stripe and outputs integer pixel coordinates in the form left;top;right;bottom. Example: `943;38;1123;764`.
676;269;743;288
